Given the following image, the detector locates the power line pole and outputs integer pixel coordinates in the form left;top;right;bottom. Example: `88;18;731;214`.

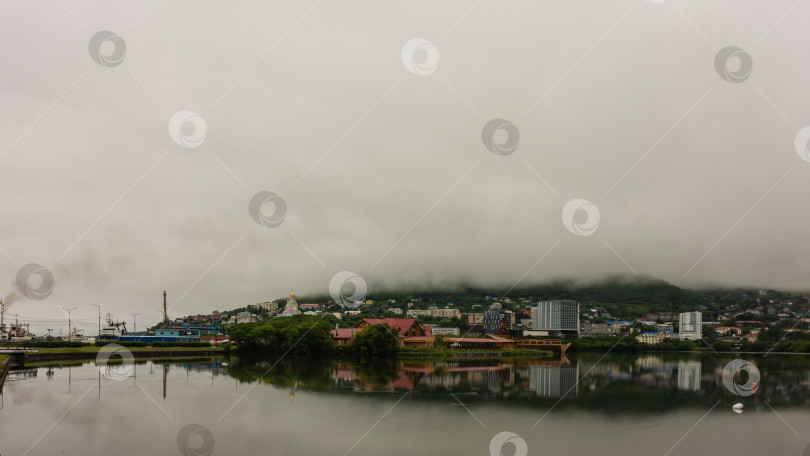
62;307;77;338
130;312;141;334
91;304;101;337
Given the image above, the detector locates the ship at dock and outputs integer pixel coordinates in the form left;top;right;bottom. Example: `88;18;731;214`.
66;327;95;344
0;299;35;342
97;312;128;341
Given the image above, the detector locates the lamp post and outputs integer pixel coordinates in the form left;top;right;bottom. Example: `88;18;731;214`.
130;313;141;335
62;307;77;338
91;304;101;338
47;328;52;348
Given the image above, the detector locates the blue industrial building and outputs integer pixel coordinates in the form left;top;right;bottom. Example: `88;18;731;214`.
119;324;220;343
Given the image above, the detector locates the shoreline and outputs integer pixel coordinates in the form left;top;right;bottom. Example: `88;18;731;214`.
0;355;10;392
3;346;226;367
23;349;225;364
567;349;810;355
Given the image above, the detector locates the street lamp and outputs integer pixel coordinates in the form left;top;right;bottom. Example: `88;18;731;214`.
62;307;77;339
130;313;141;335
91;304;101;338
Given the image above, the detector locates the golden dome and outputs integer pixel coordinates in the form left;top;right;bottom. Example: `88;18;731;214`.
290;290;295;297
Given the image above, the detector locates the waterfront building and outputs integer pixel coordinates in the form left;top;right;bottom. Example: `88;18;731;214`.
679;311;702;340
426;327;460;335
330;326;357;345
532;300;580;335
522;330;549;337
155;326;216;338
355;318;435;348
329;318;438;347
122;324;220;343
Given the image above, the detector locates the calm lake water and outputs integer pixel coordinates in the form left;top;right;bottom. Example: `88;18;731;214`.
1;352;809;456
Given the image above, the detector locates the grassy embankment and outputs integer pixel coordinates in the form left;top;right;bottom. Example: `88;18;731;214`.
32;346;225;354
397;347;554;359
15;345;225;367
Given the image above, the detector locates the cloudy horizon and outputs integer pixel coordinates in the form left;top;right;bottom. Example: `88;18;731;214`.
2;1;809;334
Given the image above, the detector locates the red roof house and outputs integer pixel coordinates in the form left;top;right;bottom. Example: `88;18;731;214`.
356;318;435;348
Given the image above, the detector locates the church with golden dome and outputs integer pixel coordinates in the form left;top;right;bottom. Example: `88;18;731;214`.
279;289;301;317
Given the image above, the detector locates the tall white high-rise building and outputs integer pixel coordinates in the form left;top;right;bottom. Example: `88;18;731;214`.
532;300;580;334
679;311;702;340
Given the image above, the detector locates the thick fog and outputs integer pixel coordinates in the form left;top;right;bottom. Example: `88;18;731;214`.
1;1;809;333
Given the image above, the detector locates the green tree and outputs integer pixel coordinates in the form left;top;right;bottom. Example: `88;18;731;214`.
351;323;400;359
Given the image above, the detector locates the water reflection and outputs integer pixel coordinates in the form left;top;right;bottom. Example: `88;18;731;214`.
2;354;809;456
7;353;810;412
225;352;810;411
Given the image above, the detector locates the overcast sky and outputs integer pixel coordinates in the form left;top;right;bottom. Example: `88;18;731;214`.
1;1;809;334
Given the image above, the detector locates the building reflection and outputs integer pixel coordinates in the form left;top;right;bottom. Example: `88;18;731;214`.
14;355;810;413
328;356;581;400
529;363;579;399
677;360;701;391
